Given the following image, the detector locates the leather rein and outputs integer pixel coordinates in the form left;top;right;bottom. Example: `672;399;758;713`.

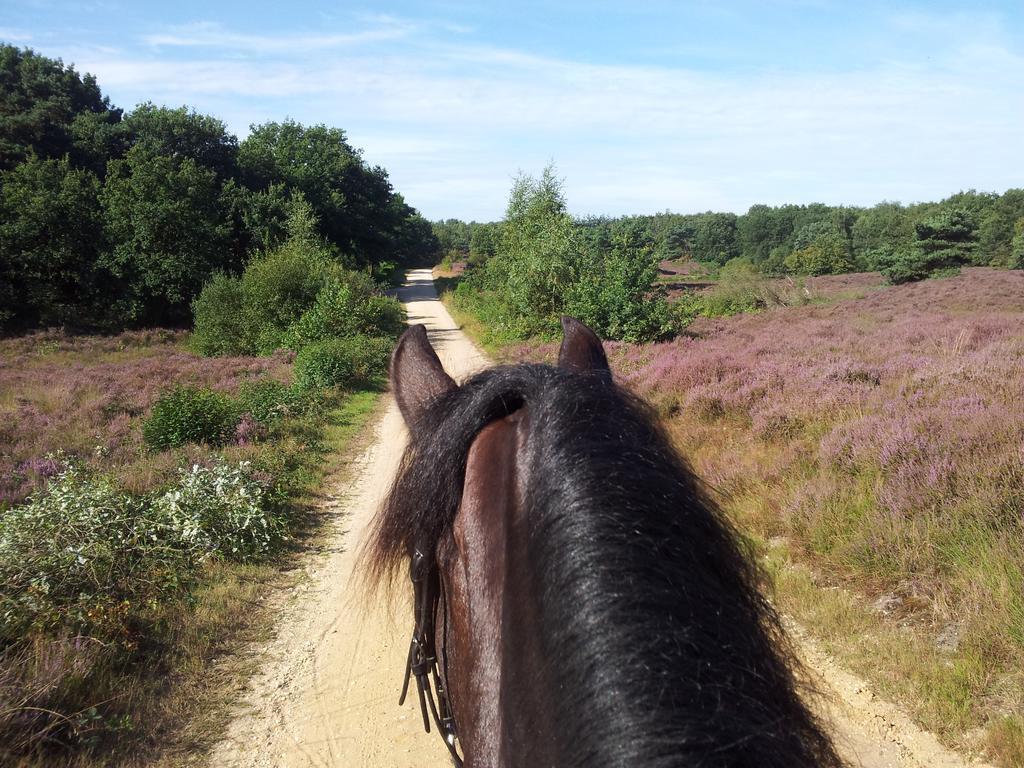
400;544;464;766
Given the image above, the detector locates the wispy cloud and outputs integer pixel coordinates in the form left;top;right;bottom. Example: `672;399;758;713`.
142;18;413;53
0;27;32;42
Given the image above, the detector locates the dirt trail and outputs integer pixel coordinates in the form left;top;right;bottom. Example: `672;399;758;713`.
208;268;985;768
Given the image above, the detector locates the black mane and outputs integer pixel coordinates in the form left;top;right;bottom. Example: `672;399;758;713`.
367;362;843;767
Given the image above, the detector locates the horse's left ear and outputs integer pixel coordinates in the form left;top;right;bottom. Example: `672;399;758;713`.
558;316;611;377
391;325;457;427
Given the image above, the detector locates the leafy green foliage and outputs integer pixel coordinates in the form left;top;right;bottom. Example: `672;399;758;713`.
153;460;281;562
880;208;979;284
191;200;404;356
1011;217;1024;270
692;212;741;264
237;378;311;426
285;272;405;349
142;386;239;450
462;166;675;342
100;145;232;324
468;222;499;268
675;258;777;322
0;45;121;172
293;335;392;390
784;222;853;275
123;103;238;180
0;155;109;329
238;242;337;355
238;120;435;269
0;45;435;333
566;222;675;342
188;272;248;356
0;464;190;641
0;458;282;642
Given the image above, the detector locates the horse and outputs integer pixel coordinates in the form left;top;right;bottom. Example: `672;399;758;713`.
364;317;844;767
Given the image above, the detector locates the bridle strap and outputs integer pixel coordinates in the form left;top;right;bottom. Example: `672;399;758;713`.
400;546;464;767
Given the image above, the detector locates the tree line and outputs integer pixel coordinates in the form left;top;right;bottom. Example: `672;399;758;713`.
0;45;438;332
436;188;1024;285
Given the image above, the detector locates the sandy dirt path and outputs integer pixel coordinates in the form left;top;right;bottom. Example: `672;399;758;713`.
208;268;985;768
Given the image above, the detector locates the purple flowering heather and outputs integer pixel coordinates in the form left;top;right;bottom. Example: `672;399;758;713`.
0;330;292;506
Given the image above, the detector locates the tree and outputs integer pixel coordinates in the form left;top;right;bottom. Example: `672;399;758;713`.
737;205;799;264
100;145;231;324
239;120;402;266
0;45;122;171
123;103;239;180
784;221;853;275
484;166;581;331
977;189;1024;266
0;155;108;328
566;221;673;342
468;223;499;268
852;202;913;269
880;208;978;284
1010;217;1024;270
432;218;472;261
662;221;696;260
691;212;740;264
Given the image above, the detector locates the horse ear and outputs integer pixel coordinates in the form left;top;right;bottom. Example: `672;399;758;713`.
558;316;611;377
391;325;457;426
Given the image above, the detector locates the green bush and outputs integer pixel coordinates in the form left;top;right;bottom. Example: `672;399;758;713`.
880;208;978;284
565;223;675;343
191;221;403;357
284;272;405;349
142;386;239;450
0;458;284;641
0;464;192;640
237;378;316;425
240;240;341;354
293;335;392;390
153;460;282;562
189;272;246;356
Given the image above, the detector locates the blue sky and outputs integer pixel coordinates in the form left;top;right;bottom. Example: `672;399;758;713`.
3;1;1023;220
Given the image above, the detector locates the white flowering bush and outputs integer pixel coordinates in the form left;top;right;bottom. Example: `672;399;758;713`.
154;459;284;562
0;463;190;641
0;458;284;641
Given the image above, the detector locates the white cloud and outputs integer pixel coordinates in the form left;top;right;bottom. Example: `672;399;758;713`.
142;18;413;53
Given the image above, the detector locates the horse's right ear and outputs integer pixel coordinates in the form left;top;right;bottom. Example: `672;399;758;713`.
558;316;611;377
391;325;457;427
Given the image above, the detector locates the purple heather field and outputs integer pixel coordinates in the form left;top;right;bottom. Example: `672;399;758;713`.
511;268;1024;654
0;329;292;507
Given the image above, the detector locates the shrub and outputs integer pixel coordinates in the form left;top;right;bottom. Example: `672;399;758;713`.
189;272;246;356
237;378;307;426
239;239;342;354
142;385;239;450
153;460;282;561
566;228;675;343
0;458;282;642
0;464;191;641
293;335;392;390
284;272;405;349
191;226;402;358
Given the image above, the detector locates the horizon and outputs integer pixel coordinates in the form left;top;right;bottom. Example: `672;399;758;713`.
3;1;1023;221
